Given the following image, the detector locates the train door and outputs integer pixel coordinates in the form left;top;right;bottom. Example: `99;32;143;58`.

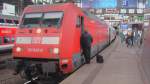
0;37;2;45
79;16;88;64
72;16;85;70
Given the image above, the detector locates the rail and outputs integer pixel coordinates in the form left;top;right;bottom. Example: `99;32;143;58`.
24;77;39;84
0;76;24;84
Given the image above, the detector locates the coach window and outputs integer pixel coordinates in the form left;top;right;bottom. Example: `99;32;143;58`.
0;37;2;44
3;37;10;44
43;12;63;28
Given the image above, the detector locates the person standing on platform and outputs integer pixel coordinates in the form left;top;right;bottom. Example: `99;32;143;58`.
130;30;134;47
119;31;125;43
80;31;93;64
126;31;132;47
114;25;119;35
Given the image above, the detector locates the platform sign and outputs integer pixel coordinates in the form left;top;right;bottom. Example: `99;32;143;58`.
137;9;143;13
2;3;15;16
82;0;117;8
146;0;150;8
105;9;119;14
137;16;144;21
95;9;102;14
82;0;92;8
119;0;137;8
120;9;127;13
122;0;128;6
106;9;114;14
128;9;135;14
89;8;95;14
92;0;117;8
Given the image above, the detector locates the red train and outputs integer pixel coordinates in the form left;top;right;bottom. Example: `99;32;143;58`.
13;3;115;79
0;15;18;51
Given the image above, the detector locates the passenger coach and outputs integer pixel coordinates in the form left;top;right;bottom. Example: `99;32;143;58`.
0;14;18;51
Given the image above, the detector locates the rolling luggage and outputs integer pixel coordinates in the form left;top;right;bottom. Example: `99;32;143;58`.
96;55;104;63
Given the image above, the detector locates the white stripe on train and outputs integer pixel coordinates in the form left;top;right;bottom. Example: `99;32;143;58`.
0;44;14;50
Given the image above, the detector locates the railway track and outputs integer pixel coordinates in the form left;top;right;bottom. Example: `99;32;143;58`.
0;76;25;84
0;53;12;61
0;53;11;56
0;52;15;70
0;52;61;84
0;52;25;84
0;50;12;55
0;71;28;84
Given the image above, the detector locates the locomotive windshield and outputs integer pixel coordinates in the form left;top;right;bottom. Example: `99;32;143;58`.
42;12;63;27
22;13;42;28
21;12;63;28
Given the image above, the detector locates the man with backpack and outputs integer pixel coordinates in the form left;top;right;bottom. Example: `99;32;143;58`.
80;31;93;64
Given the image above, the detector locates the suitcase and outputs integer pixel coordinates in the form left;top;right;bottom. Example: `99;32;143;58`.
96;55;104;63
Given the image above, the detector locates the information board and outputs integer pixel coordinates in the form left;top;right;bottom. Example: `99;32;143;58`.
118;0;137;8
82;0;117;8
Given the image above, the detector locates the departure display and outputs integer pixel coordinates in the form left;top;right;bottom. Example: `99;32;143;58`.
146;0;150;8
120;0;137;8
82;0;117;8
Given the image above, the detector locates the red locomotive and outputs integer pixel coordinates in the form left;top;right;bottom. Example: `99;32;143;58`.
0;14;18;51
13;3;115;79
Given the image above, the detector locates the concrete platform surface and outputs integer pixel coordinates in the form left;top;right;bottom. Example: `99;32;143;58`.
60;38;147;84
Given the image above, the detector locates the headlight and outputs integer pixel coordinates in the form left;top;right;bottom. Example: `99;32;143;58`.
16;47;22;52
36;29;42;34
53;48;59;54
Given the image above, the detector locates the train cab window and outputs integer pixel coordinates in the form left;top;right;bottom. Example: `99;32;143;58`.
3;37;11;44
22;13;42;28
43;12;63;28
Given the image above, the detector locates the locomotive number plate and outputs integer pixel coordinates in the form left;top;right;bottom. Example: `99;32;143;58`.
28;48;43;52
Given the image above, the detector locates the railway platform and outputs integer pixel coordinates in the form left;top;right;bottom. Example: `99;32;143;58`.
60;37;148;84
0;37;148;84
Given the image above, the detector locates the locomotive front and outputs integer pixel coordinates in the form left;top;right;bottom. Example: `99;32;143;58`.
13;5;67;79
14;12;63;59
